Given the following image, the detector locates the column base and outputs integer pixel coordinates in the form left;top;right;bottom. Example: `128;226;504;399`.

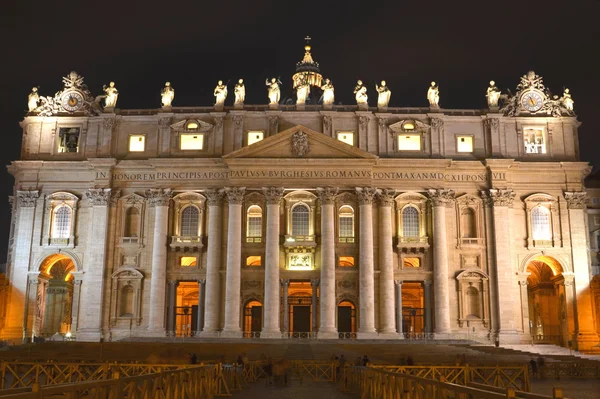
260;330;282;339
220;329;242;338
576;332;600;352
318;330;339;340
198;330;221;338
378;331;401;339
356;331;379;340
77;329;103;342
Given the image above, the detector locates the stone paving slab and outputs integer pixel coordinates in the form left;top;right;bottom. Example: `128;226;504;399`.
233;380;356;399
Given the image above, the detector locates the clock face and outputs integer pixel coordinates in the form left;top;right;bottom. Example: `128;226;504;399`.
61;91;84;112
520;91;544;113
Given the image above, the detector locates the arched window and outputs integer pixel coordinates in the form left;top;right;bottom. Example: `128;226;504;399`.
292;204;309;236
124;207;140;237
51;205;72;239
402;206;419;238
246;205;263;239
461;208;477;238
119;285;134;317
532;206;551;240
181;206;199;236
466;286;481;318
339;205;354;241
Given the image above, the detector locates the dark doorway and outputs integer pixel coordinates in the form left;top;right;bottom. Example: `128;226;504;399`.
251;306;262;332
337;306;353;332
293;306;311;332
191;305;198;332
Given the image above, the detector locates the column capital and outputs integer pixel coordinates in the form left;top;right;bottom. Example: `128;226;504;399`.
168;280;179;287
480;188;515;208
316;187;338;205
310;278;320;287
263;187;284;204
86;188;112;206
16;190;39;207
109;189;122;207
423;280;433;287
224;187;246;204
427;189;455;207
394;279;403;286
280;278;290;287
376;188;396;206
562;272;575;286
356;187;377;205
564;191;588;209
204;189;224;206
517;272;531;286
146;188;173;207
198;279;206;285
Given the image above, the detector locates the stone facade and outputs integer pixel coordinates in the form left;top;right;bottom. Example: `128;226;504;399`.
2;70;599;351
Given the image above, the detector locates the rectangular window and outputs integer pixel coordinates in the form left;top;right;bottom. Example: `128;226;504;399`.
247;216;262;238
337;132;354;146
180;256;197;267
180;133;204;150
398;134;421;151
128;135;146;152
246;256;262;267
58;127;81;153
338;256;355;267
523;127;546;154
248;131;264;145
339;216;354;238
594;216;600;226
456;136;473;153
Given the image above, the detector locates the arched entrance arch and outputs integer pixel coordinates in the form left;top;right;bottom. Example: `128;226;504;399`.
35;254;76;337
525;255;567;346
243;299;262;337
337;299;356;337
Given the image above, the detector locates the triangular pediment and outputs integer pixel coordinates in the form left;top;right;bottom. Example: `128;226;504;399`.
223;125;378;160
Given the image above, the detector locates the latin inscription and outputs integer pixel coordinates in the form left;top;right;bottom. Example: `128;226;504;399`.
104;169;488;182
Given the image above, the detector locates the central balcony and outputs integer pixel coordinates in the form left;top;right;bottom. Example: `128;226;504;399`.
170;236;203;251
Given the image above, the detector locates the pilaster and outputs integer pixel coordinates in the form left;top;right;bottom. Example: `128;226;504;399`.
377;188;398;337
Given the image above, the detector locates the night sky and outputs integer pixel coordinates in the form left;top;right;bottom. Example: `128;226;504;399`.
1;1;599;261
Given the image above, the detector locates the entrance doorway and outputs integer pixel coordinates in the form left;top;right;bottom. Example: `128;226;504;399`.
288;281;313;334
401;282;424;336
526;256;565;345
175;282;198;336
243;300;262;337
36;254;75;337
337;300;356;337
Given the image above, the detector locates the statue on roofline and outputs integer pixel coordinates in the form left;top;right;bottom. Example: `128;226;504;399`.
561;88;574;112
266;77;281;105
234;79;245;105
294;74;310;105
161;81;175;108
486;80;501;108
376;80;391;108
103;81;119;108
427;81;439;108
214;80;227;107
321;78;335;105
354;80;368;105
28;87;40;112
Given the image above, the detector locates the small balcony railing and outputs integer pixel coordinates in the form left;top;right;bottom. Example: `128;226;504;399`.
284;235;316;247
170;236;203;250
339;237;355;244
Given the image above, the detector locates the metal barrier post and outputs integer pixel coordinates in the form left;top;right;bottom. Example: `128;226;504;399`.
505;387;516;398
552;387;563;398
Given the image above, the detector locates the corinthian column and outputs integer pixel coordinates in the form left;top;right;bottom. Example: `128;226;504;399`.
316;187;338;339
78;189;114;341
201;189;224;336
481;188;519;343
5;190;38;342
377;189;398;337
221;187;245;337
356;187;377;338
262;187;284;339
146;188;172;336
427;189;454;335
564;191;598;350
